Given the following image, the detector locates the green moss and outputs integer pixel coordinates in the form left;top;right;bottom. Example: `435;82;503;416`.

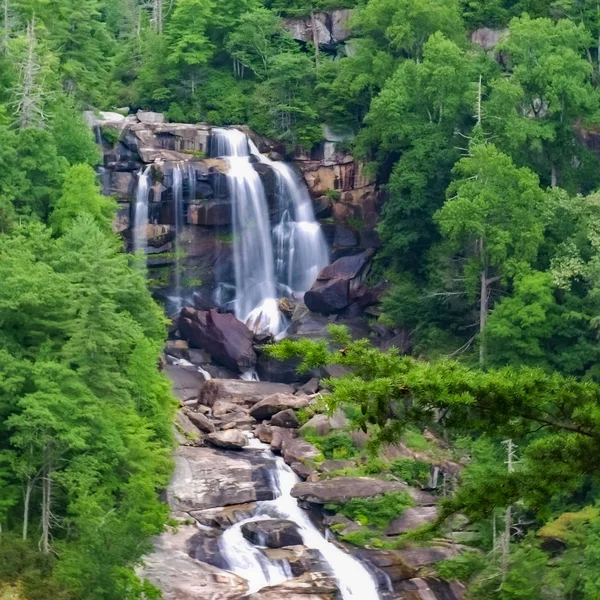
182;149;207;158
324;189;340;201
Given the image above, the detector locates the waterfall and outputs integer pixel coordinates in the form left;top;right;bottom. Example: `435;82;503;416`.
188;163;196;201
271;162;329;294
133;166;151;257
172;164;183;308
211;128;329;335
218;438;381;599
212;128;282;335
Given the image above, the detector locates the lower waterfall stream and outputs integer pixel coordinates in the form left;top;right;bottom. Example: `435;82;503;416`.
217;436;382;599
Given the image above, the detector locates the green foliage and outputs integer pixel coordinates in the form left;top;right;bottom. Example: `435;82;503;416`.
389;458;431;486
301;428;359;459
436;551;486;581
326;491;414;528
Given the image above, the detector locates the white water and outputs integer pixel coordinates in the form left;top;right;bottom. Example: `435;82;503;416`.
271;162;329;294
133;166;151;257
172;164;183;308
211;128;329;336
188;163;196;202
213;129;283;335
219;438;381;599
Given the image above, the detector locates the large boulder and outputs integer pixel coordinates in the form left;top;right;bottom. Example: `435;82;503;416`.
184;408;216;434
250;393;311;421
299;409;348;437
241;519;303;548
385;507;439;535
198;379;294;407
168;446;275;510
263;546;329;578
246;573;339;600
206;429;248;450
398;577;465;600
178;308;257;373
291;477;407;504
270;409;300;429
304;250;373;314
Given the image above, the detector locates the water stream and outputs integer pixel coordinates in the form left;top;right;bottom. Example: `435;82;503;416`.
133;166;151;258
211;128;329;335
172;164;183;308
218;437;381;599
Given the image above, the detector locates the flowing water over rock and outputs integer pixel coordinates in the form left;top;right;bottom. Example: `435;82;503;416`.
133;166;151;257
216;437;381;599
173;164;184;308
211;128;329;335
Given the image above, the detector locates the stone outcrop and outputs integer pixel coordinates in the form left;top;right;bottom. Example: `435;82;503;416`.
398;577;465;600
250;393;312;421
168;446;275;511
270;408;300;428
198;379;293;407
178;307;256;373
242;519;303;548
385;507;440;535
291;477;408;504
283;9;353;47
246;573;339;600
205;429;248;450
299;409;348;437
304;249;373;314
470;27;508;50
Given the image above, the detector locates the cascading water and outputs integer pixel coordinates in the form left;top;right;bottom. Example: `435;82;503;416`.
211;128;329;335
133;166;151;258
271;162;329;294
218;438;381;599
213;128;283;335
172;164;183;308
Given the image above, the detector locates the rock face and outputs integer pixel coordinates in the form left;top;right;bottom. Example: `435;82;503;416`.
205;429;248;450
198;379;294;407
246;573;339;600
178;307;256;373
184;408;215;434
291;477;407;504
270;409;300;428
385;507;439;535
241;519;303;548
398;577;465;600
141;525;248;600
300;409;348;437
283;9;353;47
168;446;275;511
304;250;373;314
250;393;311;421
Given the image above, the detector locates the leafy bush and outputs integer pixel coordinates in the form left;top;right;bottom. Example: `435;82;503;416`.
326;492;414;528
100;125;120;146
320;432;359;460
390;458;431;486
436;551;486;581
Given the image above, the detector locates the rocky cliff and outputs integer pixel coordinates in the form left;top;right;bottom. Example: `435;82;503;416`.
89;111;380;311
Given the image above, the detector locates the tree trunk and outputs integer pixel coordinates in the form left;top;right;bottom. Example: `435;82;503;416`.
310;11;320;67
22;477;33;541
40;466;51;553
551;163;558;188
479;238;488;368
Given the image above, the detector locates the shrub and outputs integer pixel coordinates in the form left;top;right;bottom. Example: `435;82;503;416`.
326;491;413;529
436;552;486;581
320;432;359;460
390;458;431;486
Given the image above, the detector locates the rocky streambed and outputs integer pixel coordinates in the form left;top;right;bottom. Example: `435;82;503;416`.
141;364;468;600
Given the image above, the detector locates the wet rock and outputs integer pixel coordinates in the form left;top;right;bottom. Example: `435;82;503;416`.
270;426;297;452
188;348;212;365
291;478;407;504
141;525;248;600
183;408;216;434
256;351;312;384
304;250;373;314
246;572;339;600
206;429;248;450
398;577;465;600
165;339;190;360
187;200;231;226
263;546;329;578
354;548;416;584
270;409;300;429
242;519;303;548
199;379;294;407
190;503;257;529
165;362;209;403
291;462;316;480
385;507;439;535
250;393;311;421
178;308;257;373
255;423;274;443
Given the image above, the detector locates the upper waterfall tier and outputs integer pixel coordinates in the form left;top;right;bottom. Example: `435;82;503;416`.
211;128;329;335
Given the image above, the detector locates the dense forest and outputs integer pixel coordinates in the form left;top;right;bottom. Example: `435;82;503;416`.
3;0;600;598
